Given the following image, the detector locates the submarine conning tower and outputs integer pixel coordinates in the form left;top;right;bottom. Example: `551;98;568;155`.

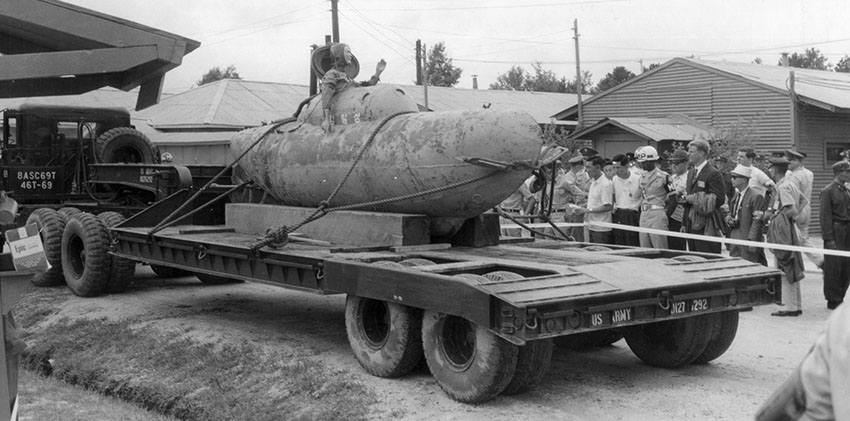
298;84;421;127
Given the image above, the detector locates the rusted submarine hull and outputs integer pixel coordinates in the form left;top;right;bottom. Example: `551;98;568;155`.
230;86;543;235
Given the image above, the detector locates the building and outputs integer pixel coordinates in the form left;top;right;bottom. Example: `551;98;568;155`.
554;58;850;234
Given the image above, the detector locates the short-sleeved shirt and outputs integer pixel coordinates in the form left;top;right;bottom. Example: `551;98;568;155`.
787;167;814;204
499;182;532;211
613;172;642;211
748;165;774;197
640;168;670;208
773;177;806;218
586;175;613;232
562;169;589;205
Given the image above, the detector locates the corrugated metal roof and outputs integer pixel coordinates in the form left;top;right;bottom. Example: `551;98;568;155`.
0;87;142;111
137;79;579;129
570;115;711;142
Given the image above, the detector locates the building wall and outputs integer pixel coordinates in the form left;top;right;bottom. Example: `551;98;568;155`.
581;62;794;152
796;104;850;235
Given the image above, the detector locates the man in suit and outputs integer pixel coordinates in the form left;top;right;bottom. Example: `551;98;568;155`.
683;139;726;254
724;165;767;265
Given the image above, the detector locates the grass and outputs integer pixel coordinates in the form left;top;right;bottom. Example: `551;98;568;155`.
13;287;377;421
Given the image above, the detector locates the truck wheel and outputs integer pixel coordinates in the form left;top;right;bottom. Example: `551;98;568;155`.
25;208;66;287
95;127;159;164
150;265;188;278
196;273;239;284
57;207;81;221
623;314;713;368
345;296;423;378
692;311;739;364
61;212;110;297
96;212;135;293
502;338;553;396
422;310;518;403
555;329;624;350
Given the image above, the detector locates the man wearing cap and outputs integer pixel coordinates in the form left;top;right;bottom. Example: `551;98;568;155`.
766;156;806;317
725;164;767;265
574;156;614;244
819;160;850;310
666;149;690;250
611;153;642;246
736;147;775;197
786;149;823;269
636;146;669;249
562;154;590;242
683;139;727;254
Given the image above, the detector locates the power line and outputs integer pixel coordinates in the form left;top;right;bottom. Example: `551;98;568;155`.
353;0;628;12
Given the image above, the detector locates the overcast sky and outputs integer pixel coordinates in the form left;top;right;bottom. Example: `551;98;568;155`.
64;0;850;93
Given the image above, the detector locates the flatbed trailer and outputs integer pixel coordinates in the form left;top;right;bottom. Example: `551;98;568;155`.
96;189;782;403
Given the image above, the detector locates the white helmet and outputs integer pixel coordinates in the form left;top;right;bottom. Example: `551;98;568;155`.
635;145;659;162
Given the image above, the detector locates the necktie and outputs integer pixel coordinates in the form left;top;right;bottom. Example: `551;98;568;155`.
733;192;743;219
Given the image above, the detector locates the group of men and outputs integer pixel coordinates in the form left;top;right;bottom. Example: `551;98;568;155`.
499;140;850;316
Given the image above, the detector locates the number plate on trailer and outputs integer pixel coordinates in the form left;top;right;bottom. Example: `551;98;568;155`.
669;298;710;315
589;307;634;327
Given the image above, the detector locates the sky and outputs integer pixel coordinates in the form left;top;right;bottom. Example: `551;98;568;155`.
64;0;850;94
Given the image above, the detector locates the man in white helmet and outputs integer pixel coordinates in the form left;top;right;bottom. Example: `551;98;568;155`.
636;145;670;249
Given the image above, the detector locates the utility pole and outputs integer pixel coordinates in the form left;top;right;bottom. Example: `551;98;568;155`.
573;19;583;130
415;40;423;85
422;43;429;109
331;0;340;42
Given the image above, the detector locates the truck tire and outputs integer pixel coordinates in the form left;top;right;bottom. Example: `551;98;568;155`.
555;329;624;350
61;212;111;297
345;295;423;378
150;265;188;278
691;311;739;364
623;314;713;368
57;207;81;221
25;208;66;287
95;127;159;164
96;212;135;293
501;338;553;396
422;310;518;403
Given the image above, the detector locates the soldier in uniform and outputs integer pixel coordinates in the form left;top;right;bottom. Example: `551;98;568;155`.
724;165;767;265
635;146;669;249
785;149;823;269
766;156;806;317
820;160;850;310
666;149;690;250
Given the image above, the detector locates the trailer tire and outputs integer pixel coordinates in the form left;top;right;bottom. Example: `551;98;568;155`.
555;329;624;350
61;212;111;297
345;296;423;378
95;127;159;164
623;314;713;368
150;265;188;278
96;212;135;293
57;207;81;221
692;311;739;364
501;338;553;396
25;208;66;287
422;310;518;403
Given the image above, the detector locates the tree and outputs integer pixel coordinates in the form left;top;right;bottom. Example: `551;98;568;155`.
565;70;593;94
490;63;590;93
423;42;462;87
198;65;242;86
752;57;763;64
782;48;831;70
642;63;661;73
489;66;527;90
835;55;850;73
593;66;636;94
525;61;567;92
699;116;761;165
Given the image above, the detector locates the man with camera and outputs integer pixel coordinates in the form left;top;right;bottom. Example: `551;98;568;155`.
724;164;767;265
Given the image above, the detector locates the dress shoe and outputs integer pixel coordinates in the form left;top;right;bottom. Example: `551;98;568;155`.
827;301;843;310
771;310;802;317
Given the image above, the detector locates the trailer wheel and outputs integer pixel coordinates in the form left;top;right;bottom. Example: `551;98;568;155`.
96;212;135;293
61;212;111;297
692;311;739;364
555;329;624;350
345;296;423;378
95;127;159;164
57;207;81;221
150;265;188;278
196;273;239;284
502;338;553;396
25;208;66;287
623;314;713;368
422;310;518;403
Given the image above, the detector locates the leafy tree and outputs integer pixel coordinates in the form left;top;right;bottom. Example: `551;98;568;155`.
423;42;462;87
525;61;567;92
565;70;593;94
699;116;761;166
489;66;527;90
835;55;850;73
198;65;242;86
490;63;591;93
782;48;831;70
642;63;661;72
593;66;636;94
752;57;763;64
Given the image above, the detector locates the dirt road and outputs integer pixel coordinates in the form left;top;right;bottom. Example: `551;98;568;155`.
17;259;834;420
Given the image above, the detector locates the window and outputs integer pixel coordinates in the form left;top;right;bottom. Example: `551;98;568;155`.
4;117;16;146
825;142;850;167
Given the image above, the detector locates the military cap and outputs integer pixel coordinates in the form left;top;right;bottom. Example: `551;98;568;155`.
730;164;752;178
668;149;689;163
832;160;850;173
567;154;585;165
784;149;806;160
625;152;636;161
767;156;790;165
688;139;711;154
579;147;598;158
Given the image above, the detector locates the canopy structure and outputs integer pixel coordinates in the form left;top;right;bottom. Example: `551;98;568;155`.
0;0;199;110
